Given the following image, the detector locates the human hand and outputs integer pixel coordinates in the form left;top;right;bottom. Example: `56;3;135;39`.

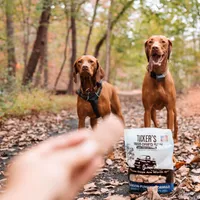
2;115;124;200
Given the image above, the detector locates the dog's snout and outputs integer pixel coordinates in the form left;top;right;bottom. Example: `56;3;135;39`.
82;65;89;71
152;46;159;50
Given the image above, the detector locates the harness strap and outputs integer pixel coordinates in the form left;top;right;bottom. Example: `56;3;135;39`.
76;80;103;118
88;98;100;118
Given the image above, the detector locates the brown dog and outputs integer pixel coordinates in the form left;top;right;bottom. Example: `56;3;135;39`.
142;35;178;142
73;55;124;129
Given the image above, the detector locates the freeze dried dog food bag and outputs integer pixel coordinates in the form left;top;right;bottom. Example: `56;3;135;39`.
125;128;174;194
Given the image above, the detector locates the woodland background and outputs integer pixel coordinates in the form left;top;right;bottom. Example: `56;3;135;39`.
0;0;200;116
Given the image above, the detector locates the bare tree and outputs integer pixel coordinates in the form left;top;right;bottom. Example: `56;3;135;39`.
34;54;44;87
84;0;99;55
67;0;77;94
19;0;31;68
5;0;17;77
22;0;52;86
54;11;71;90
34;35;48;88
43;35;48;88
94;0;134;58
105;0;113;82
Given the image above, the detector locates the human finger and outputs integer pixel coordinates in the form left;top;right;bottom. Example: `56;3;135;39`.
91;114;124;154
35;129;92;154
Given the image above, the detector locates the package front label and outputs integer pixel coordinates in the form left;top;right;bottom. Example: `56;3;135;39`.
125;128;174;193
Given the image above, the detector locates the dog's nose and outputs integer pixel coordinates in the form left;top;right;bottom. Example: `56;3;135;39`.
82;65;89;71
152;46;159;50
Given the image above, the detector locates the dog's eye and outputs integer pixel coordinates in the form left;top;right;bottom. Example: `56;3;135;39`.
149;40;153;44
78;60;82;64
89;60;94;63
162;40;166;44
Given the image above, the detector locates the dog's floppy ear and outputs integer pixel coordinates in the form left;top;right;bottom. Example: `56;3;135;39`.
95;60;105;82
73;59;79;83
144;40;149;62
168;39;172;59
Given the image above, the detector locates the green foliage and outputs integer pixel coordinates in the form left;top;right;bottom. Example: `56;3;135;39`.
107;0;200;90
0;65;76;117
5;89;76;116
0;0;199;107
0;67;18;116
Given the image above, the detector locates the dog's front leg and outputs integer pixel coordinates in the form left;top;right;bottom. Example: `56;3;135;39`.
167;108;174;132
90;118;97;129
173;108;178;143
144;108;152;127
78;117;85;129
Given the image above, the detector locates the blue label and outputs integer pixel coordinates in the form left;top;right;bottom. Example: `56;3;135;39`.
129;181;174;193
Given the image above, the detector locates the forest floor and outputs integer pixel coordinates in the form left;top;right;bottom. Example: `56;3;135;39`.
0;86;200;200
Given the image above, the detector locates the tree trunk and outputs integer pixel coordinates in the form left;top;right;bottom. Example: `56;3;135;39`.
24;0;31;70
5;0;17;77
105;0;113;82
34;21;48;88
22;0;52;86
67;1;77;94
19;0;31;68
84;0;99;55
94;0;134;58
54;25;71;90
43;34;48;88
34;54;44;87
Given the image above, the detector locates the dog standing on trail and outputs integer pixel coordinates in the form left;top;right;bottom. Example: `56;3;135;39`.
142;35;178;142
73;55;124;129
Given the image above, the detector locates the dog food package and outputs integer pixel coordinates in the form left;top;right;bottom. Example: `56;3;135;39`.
124;128;174;194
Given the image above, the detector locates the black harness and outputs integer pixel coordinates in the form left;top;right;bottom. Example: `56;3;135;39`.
150;71;168;81
76;81;103;118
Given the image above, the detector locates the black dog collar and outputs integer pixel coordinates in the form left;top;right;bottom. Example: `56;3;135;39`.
150;71;168;81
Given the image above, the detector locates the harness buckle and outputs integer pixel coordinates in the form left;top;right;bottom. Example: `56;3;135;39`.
95;92;99;97
87;93;90;101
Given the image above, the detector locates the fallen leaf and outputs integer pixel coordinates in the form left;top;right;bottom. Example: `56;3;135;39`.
105;195;130;200
185;154;195;164
84;182;96;191
194;138;200;147
194;184;200;192
191;168;200;174
190;175;200;183
177;165;190;176
183;179;194;190
175;161;186;170
130;193;137;199
177;194;190;200
147;186;162;200
135;196;145;200
107;152;115;160
109;180;120;186
83;190;101;195
190;154;200;163
100;188;109;194
0;131;7;136
106;159;113;165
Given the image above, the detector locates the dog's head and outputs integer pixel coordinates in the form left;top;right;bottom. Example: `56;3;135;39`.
144;35;172;65
73;55;105;83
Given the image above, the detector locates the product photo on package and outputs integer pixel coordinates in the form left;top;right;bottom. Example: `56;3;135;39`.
125;128;174;194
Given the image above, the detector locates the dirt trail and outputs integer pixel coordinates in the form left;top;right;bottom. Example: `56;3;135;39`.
177;86;200;117
0;87;200;199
